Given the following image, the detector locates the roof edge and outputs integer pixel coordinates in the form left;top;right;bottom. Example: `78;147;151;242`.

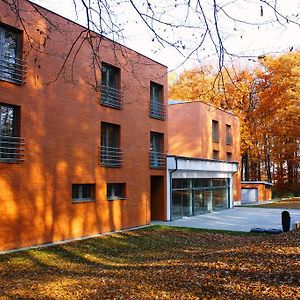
27;0;168;69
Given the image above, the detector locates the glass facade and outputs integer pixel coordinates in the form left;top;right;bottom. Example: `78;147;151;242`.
171;178;230;219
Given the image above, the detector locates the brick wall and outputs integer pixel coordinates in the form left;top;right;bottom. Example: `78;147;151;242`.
0;0;167;251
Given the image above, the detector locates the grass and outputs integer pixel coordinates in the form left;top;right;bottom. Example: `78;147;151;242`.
0;225;300;299
247;197;300;209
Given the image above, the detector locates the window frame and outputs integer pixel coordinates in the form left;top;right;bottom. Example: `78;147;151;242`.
213;150;219;160
100;62;122;109
0;24;25;85
226;152;232;162
100;122;122;167
212;120;219;143
107;183;126;200
150;81;165;120
226;124;233;145
150;131;165;168
72;184;96;203
0;102;23;163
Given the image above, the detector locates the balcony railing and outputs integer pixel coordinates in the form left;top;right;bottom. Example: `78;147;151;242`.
0;135;25;163
100;146;123;167
150;101;166;120
0;54;26;85
150;151;166;169
100;84;122;109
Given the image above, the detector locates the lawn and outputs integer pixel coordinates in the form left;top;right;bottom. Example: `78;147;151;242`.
1;226;300;299
251;198;300;209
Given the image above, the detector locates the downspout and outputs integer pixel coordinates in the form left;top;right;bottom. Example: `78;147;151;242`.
169;156;178;221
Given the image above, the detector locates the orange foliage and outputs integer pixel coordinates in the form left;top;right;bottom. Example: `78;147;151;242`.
169;53;300;194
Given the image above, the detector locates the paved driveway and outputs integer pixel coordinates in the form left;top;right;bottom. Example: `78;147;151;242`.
154;207;300;232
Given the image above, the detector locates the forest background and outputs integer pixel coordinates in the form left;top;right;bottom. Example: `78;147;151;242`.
169;52;300;197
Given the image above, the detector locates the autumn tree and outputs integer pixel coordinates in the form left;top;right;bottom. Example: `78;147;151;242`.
169;52;300;195
3;0;300;86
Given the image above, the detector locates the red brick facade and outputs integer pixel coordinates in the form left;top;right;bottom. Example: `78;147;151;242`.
168;101;241;202
0;0;167;251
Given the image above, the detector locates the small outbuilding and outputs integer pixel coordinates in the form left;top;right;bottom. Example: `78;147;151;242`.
241;181;273;204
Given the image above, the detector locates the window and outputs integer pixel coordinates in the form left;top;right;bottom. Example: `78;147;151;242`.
107;183;126;200
100;122;122;167
72;184;95;202
226;152;232;162
150;81;165;120
0;103;24;163
226;124;233;145
100;63;122;109
212;120;219;143
213;150;219;160
150;131;165;168
0;24;25;84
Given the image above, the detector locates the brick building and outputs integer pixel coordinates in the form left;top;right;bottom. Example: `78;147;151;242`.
166;100;241;220
0;0;167;251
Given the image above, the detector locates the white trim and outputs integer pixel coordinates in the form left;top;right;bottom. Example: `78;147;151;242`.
166;156;238;219
242;181;273;186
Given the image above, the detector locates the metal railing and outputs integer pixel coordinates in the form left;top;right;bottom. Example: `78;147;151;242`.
0;135;25;163
100;146;123;167
150;101;166;120
0;54;26;85
100;84;122;109
150;151;166;169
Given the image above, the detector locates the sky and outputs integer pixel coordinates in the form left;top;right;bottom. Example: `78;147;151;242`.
31;0;300;73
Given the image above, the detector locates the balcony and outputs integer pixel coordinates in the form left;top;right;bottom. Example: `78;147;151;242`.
100;84;122;109
0;54;26;85
150;101;166;120
150;151;166;169
0;135;25;163
100;146;123;167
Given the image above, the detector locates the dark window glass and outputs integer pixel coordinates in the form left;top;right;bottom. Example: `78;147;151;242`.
72;184;80;199
226;124;233;145
72;184;95;202
0;25;24;84
0;104;18;136
226;152;232;162
101;122;120;148
193;178;211;188
150;131;163;153
101;63;122;109
150;82;165;120
101;64;119;89
213;150;219;160
212;120;219;143
107;183;126;200
212;178;229;187
150;131;165;168
172;178;191;189
100;122;122;167
0;103;21;162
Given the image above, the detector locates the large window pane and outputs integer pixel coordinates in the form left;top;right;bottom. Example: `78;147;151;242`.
212;188;229;210
193;178;211;188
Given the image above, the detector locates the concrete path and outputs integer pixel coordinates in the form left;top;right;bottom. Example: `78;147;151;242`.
154;207;300;232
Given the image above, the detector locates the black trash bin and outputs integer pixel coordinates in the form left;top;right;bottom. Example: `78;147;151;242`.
281;211;291;232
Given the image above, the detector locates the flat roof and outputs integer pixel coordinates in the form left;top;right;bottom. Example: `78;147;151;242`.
167;154;239;165
27;0;167;68
168;99;237;117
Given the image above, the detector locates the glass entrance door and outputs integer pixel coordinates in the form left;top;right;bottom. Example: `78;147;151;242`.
193;189;205;215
